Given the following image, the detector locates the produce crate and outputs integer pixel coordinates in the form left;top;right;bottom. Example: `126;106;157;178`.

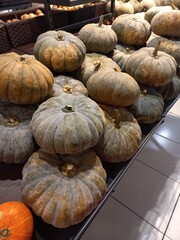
51;10;69;29
0;7;48;47
94;1;107;17
0;22;11;53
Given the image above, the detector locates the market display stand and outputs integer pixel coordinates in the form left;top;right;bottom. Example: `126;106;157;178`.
0;0;32;11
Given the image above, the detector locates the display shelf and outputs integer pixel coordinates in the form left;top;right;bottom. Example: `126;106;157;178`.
0;0;32;10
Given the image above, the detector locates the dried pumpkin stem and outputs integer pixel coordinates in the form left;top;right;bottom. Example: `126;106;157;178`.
114;109;121;129
55;34;65;41
169;0;178;10
94;60;103;71
62;105;75;113
98;15;104;27
19;56;26;63
63;85;73;94
62;162;76;177
124;48;130;54
141;89;148;96
0;228;10;239
152;41;161;59
4;116;20;126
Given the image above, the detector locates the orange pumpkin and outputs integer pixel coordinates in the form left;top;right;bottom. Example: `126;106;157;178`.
0;201;34;240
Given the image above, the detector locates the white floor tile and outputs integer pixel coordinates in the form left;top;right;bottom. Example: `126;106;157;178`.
168;97;180;118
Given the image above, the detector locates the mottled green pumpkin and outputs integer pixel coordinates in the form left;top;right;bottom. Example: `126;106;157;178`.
0;100;38;163
78;15;117;54
87;67;140;107
126;44;177;87
0;52;54;105
111;13;151;46
30;94;106;154
94;104;142;162
33;30;86;73
21;149;107;228
128;85;164;124
74;53;120;86
51;75;88;97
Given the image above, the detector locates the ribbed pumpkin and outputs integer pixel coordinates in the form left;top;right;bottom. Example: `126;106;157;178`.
106;0;134;17
151;8;180;38
78;15;117;54
33;30;86;73
128;85;164;124
144;6;172;23
87;67;140;107
160;0;180;8
0;100;38;164
74;53;120;86
51;75;88;97
138;0;156;12
21;149;107;228
157;74;180;101
126;43;177;87
30;94;106;154
0;52;54;105
0;201;34;240
94;104;142;162
147;36;180;65
111;13;151;46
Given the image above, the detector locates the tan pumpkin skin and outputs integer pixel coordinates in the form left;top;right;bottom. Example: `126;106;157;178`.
111;14;151;46
21;149;107;228
0;100;38;163
106;0;134;17
51;75;88;97
30;94;106;154
151;10;180;38
126;46;177;87
0;52;54;105
74;53;121;86
128;85;164;124
94;104;142;162
87;67;140;107
161;0;180;8
138;0;156;12
144;6;172;23
78;16;117;54
33;30;86;73
147;36;180;65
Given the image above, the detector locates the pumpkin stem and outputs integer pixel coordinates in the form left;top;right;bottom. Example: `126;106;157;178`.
94;60;103;71
19;56;26;62
132;17;138;22
62;105;75;113
152;41;161;59
62;162;76;177
62;84;73;94
124;48;130;54
98;15;104;27
141;89;148;96
113;67;120;72
169;0;178;9
55;34;65;41
113;109;121;128
4;116;20;126
0;228;10;239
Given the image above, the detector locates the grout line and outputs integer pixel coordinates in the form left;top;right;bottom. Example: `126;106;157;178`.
155;132;180;145
110;195;165;235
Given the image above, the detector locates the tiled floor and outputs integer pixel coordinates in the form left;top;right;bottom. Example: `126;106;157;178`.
81;96;180;240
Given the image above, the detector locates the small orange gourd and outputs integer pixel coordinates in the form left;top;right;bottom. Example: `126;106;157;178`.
0;201;34;240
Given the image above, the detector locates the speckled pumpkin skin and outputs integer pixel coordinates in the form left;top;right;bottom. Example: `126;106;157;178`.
74;53;120;86
128;85;164;124
33;30;86;73
51;75;88;97
151;10;180;38
21;149;107;228
111;14;151;46
78;16;117;54
144;6;172;24
30;94;106;154
94;104;142;162
0;52;54;105
0;100;38;163
125;47;177;87
87;67;140;107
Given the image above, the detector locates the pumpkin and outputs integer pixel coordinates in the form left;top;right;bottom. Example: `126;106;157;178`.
0;100;38;164
151;8;180;38
94;104;142;162
160;0;180;8
0;201;34;240
144;6;172;23
111;13;151;46
0;52;54;105
125;42;177;87
33;30;86;73
51;75;88;97
157;74;180;100
128;85;164;124
110;48;135;72
106;0;134;17
147;36;180;65
78;15;117;54
21;149;107;228
74;53;120;86
30;94;106;154
138;0;156;12
86;67;140;107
